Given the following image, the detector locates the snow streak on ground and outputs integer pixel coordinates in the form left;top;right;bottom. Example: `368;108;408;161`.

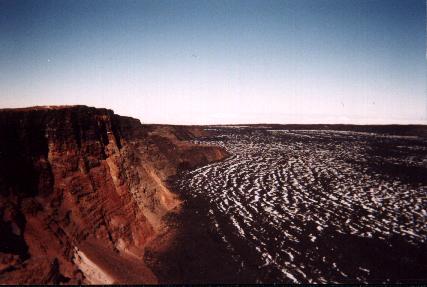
173;128;427;283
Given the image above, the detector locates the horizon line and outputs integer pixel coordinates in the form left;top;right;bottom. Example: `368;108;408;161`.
1;104;426;126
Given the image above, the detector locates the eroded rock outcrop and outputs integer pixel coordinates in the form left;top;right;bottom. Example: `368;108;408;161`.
0;106;228;284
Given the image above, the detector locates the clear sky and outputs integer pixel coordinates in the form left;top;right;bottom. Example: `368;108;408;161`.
0;0;426;124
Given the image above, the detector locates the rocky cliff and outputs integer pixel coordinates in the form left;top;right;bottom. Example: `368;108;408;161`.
0;106;228;284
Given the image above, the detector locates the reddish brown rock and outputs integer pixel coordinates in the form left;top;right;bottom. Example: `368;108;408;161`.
0;106;228;284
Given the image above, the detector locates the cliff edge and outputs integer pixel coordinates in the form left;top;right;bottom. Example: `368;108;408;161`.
0;105;228;284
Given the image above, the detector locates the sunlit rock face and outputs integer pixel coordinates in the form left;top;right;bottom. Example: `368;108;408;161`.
0;106;228;284
167;126;427;284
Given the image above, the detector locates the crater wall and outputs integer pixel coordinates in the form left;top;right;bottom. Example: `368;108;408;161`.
0;106;228;284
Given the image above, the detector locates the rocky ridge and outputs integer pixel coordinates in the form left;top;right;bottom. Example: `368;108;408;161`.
0;105;228;284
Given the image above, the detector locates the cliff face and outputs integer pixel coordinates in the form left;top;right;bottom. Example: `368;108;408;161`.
0;106;228;284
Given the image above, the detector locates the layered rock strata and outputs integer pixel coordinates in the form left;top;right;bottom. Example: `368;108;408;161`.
0;106;227;284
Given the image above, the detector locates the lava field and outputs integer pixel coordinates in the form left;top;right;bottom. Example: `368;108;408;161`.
169;126;427;284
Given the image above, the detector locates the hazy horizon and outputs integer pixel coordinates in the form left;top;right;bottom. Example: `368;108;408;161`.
1;0;426;125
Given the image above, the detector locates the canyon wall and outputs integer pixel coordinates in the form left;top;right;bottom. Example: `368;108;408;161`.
0;106;228;284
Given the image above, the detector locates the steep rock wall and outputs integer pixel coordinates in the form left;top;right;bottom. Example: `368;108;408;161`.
0;106;228;284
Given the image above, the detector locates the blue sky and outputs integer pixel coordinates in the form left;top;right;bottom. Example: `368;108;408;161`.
0;0;425;124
